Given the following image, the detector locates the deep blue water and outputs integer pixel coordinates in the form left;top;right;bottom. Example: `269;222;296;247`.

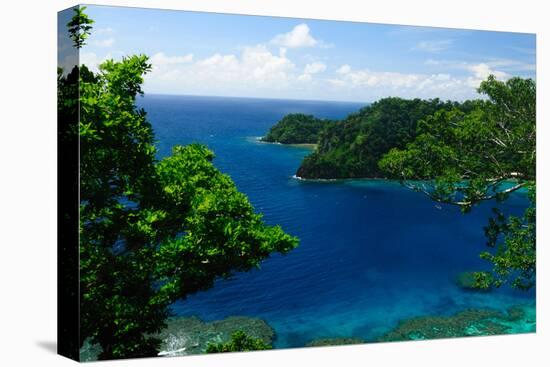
138;94;534;348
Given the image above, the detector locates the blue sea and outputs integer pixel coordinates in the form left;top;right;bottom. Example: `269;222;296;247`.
138;94;534;348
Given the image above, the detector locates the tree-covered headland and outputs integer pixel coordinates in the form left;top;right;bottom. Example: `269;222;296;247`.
59;7;298;359
294;98;482;179
261;113;331;144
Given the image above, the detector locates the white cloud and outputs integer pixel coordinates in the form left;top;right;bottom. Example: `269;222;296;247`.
199;53;238;68
270;24;319;48
343;69;422;88
464;62;510;87
467;63;509;80
150;52;193;65
422;58;524;89
80;52;113;72
145;45;296;94
325;62;513;101
327;78;347;87
414;40;452;52
336;64;351;74
142;24;330;97
433;73;451;81
92;38;115;48
304;62;326;74
143;45;515;101
80;52;99;67
95;27;114;35
297;62;326;83
134;24;329;96
297;74;312;82
241;45;295;82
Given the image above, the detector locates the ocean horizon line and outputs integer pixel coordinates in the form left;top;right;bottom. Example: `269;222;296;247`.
141;92;371;105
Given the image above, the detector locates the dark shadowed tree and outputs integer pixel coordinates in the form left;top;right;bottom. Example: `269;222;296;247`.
67;6;94;49
58;9;298;360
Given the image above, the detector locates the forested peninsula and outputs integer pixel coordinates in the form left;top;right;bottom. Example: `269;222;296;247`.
263;98;481;179
261;113;331;144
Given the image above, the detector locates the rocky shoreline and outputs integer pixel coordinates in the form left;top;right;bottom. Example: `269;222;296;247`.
79;315;275;361
80;303;535;361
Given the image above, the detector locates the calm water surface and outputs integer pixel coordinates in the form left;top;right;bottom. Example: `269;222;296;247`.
138;94;534;348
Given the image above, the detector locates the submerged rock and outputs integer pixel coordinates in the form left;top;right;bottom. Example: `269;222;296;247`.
306;337;365;347
79;315;275;360
378;303;535;342
156;316;274;357
455;272;492;292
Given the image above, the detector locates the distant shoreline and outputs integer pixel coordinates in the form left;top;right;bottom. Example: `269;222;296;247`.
291;175;527;193
292;174;398;183
253;137;317;150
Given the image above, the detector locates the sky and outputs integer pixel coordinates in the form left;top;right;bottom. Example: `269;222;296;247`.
65;5;535;102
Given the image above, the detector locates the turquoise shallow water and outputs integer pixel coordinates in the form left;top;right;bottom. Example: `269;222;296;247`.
138;94;535;348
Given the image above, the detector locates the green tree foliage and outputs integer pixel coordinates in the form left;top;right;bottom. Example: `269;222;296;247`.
206;331;272;353
379;76;536;289
67;6;94;49
296;98;480;178
478;185;535;290
58;11;298;359
261;113;331;144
